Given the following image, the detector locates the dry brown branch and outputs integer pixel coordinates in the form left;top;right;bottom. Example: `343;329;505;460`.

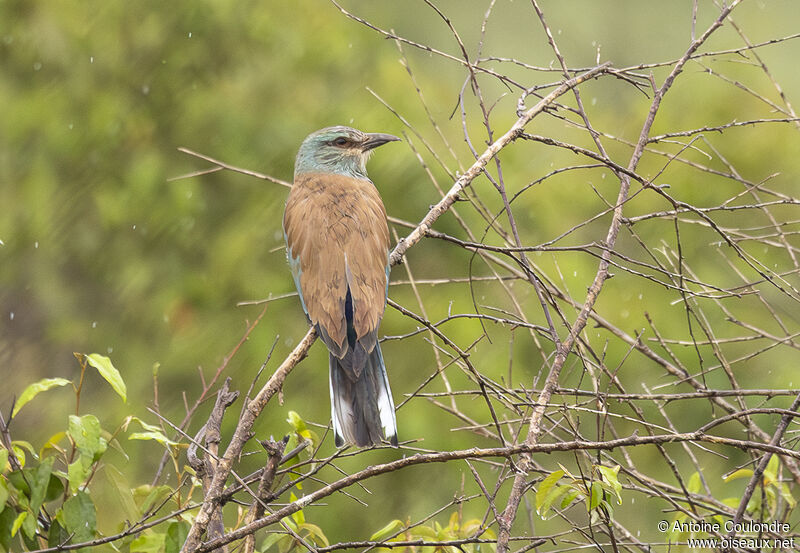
182;328;318;549
727;394;800;539
242;437;289;553
495;2;746;551
194;426;800;552
186;378;239;543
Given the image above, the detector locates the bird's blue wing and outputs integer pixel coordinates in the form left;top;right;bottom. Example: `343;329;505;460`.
285;240;309;317
384;251;391;300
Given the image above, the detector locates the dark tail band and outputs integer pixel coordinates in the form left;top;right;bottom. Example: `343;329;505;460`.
329;343;397;447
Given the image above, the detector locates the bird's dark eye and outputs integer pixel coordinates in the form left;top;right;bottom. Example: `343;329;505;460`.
333;137;349;146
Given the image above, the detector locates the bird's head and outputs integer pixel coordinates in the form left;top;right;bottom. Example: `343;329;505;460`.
294;126;400;179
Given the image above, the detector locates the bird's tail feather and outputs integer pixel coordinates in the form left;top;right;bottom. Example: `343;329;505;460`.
329;343;397;447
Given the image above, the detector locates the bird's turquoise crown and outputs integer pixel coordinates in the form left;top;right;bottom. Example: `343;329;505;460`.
294;125;399;179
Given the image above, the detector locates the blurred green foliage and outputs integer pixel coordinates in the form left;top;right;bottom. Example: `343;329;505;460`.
1;0;799;548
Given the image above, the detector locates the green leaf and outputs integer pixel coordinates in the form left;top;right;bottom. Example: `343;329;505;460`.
135;484;173;515
460;518;480;536
61;490;97;543
721;497;740;509
596;464;620;480
10;511;27;537
68;458;91;493
763;485;777;514
12;378;72;417
687;471;702;494
0;448;8;473
596;478;622;505
7;470;30;495
21;507;36;539
561;487;581;509
65;415;107;493
131;532;166;553
44;473;64;503
589;481;603;510
48;519;69;548
535;469;564;512
16;470;56;508
0;479;7;511
461;518;495;541
165;521;190;553
596;465;622;502
409;525;438;540
298;523;329;547
85;353;127;403
598;498;614;518
277;533;295;553
260;532;284;552
286;411;313;442
289;492;305;525
763;455;778;485
286;411;307;432
370;519;404;541
104;465;140;521
29;456;55;514
65;415;104;493
12;441;38;467
40;431;67;458
724;469;753;482
9;447;24;469
780;482;796;508
125;416;164;433
105;434;129;461
283;451;302;490
447;511;459;531
128;431;179;447
68;415;108;461
0;506;15;551
746;494;760;515
538;484;571;518
281;516;297;532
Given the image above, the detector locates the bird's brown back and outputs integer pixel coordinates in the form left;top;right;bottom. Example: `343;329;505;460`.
284;172;390;353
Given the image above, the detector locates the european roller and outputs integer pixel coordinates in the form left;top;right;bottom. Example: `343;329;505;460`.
283;126;399;447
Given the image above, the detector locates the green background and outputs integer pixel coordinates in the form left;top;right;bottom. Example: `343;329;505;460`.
2;0;798;545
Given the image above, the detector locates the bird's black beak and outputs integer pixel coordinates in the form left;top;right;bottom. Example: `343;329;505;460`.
362;133;401;151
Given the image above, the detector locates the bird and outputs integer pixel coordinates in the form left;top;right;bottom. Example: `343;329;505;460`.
283;126;400;447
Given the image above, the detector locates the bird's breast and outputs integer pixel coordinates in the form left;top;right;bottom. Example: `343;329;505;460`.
290;172;388;241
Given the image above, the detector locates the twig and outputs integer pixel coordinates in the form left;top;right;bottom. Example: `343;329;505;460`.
174;147;291;188
243;436;289;553
727;393;800;542
194;428;800;552
495;3;743;551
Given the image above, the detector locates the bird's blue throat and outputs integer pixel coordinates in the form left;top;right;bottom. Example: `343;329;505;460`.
295;146;371;180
